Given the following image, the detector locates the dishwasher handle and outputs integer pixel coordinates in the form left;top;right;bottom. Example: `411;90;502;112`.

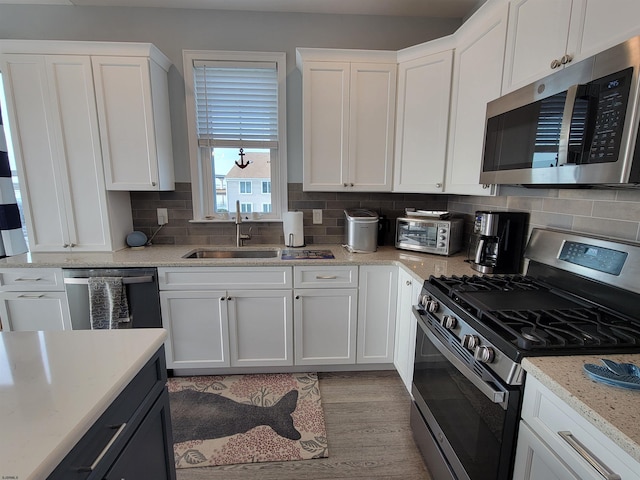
63;275;154;285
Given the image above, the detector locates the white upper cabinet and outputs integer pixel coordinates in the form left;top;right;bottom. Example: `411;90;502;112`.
444;1;507;195
92;53;175;191
297;49;397;192
0;52;132;252
502;0;640;94
394;42;454;193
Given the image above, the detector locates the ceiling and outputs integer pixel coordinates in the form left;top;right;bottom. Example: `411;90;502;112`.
0;0;484;18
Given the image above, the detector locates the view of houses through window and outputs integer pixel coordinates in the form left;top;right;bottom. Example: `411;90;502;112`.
210;147;272;214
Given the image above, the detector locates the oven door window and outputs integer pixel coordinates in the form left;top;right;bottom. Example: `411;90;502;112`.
413;325;517;480
397;221;437;248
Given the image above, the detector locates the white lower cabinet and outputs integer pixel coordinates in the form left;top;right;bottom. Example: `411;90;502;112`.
158;267;292;370
357;265;398;364
394;268;421;392
513;375;640;480
227;289;293;367
160;290;229;369
0;268;71;331
294;287;358;365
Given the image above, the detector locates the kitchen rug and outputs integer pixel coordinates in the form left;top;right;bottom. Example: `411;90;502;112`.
168;372;328;469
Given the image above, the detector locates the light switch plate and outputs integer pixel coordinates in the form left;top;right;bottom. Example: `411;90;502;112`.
312;209;322;224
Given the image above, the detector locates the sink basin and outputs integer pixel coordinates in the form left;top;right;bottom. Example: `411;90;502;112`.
182;248;280;259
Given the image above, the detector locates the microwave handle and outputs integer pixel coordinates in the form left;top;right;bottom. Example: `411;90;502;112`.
557;84;579;167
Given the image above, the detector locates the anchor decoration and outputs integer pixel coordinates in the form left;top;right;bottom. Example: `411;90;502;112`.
235;147;252;169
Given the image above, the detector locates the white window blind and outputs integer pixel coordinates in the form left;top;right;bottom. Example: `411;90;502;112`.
194;61;279;148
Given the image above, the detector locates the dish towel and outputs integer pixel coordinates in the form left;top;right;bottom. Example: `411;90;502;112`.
88;277;131;329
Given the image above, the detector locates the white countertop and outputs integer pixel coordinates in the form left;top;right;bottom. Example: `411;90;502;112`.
0;328;167;480
0;244;478;282
523;354;640;463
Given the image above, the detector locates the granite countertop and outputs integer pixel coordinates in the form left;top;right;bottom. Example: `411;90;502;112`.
0;244;478;282
522;354;640;463
0;328;168;480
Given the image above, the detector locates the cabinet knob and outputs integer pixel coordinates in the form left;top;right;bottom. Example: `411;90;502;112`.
227;296;232;300
350;183;354;187
63;244;69;248
560;54;573;65
406;280;412;286
152;181;157;186
343;183;348;187
295;295;300;300
70;243;76;247
550;58;561;69
435;183;442;188
220;297;225;301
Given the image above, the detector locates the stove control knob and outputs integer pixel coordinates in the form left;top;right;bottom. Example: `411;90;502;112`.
474;345;495;364
441;315;457;330
462;334;479;350
418;294;430;308
425;299;439;313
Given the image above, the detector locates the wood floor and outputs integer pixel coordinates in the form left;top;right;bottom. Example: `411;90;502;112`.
175;370;432;480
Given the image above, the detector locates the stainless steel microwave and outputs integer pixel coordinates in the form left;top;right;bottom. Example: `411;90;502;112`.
395;217;463;256
480;35;640;187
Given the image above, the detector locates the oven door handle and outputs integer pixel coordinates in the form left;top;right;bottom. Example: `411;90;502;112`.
415;312;509;409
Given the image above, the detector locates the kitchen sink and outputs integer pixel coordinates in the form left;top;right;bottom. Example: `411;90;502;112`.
182;248;280;259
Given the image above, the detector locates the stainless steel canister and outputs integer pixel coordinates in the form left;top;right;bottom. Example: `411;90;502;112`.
344;209;379;253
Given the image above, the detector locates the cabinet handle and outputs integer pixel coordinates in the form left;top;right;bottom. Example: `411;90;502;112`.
316;275;338;280
560;54;573;65
15;277;42;282
18;294;45;299
550;58;561;69
558;431;621;480
78;423;127;472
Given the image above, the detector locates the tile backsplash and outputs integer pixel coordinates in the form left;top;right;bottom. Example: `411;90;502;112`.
130;183;448;246
448;185;640;243
131;183;640;247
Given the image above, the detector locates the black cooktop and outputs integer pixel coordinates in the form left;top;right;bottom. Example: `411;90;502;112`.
427;274;640;353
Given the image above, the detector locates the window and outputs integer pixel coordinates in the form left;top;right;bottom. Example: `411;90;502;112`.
262;203;272;213
241;203;252;213
184;50;287;222
240;181;252;194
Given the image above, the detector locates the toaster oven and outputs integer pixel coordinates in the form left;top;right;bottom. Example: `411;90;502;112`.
395;217;463;256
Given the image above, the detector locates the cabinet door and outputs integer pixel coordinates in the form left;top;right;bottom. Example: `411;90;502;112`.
227;290;293;367
92;56;162;191
513;421;582;480
348;63;396;192
502;0;576;93
444;4;506;196
394;50;453;193
578;0;640;60
302;61;350;191
45;55;115;252
0;291;71;331
394;269;420;392
357;265;397;364
0;54;70;251
104;390;176;480
160;291;229;369
294;288;357;365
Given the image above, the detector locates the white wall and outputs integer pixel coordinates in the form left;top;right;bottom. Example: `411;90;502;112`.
0;4;462;183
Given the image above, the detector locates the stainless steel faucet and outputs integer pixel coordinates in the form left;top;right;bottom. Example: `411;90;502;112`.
235;200;251;247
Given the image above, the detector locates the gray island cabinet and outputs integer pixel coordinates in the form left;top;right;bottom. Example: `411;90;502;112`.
0;329;175;480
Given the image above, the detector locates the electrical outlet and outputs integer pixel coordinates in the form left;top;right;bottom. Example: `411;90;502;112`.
312;209;322;224
157;208;168;225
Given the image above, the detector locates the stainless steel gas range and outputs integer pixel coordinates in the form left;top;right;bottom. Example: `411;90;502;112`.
410;228;640;480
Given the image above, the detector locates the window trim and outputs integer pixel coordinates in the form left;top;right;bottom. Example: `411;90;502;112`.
183;50;288;222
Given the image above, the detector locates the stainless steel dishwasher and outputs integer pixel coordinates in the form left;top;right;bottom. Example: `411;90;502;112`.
63;267;162;330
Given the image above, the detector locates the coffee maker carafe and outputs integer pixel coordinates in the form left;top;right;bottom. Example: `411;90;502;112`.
469;211;528;274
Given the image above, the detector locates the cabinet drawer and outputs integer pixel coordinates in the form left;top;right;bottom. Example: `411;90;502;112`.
158;266;292;290
0;268;65;291
522;375;638;480
294;265;358;288
48;348;167;480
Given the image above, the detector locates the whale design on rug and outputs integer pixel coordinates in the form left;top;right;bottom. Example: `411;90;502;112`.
170;388;301;443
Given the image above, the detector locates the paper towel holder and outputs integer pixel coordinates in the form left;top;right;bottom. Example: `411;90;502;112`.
286;233;306;248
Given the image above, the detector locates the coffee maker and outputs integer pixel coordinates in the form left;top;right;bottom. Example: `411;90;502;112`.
468;211;528;274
